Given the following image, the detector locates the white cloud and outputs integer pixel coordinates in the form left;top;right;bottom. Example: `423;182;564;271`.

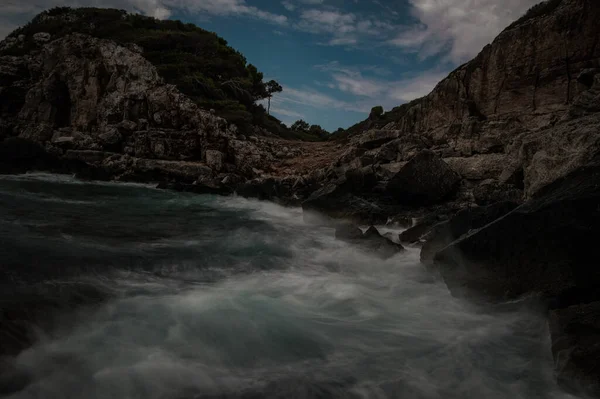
167;0;287;25
271;106;305;119
316;60;448;109
389;0;541;63
281;87;363;112
296;7;394;46
281;1;295;11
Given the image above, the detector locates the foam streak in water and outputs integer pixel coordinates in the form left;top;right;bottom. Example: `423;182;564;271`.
0;175;582;399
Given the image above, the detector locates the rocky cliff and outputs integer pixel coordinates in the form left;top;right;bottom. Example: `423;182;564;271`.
2;0;600;218
315;0;600;217
0;33;321;196
2;1;600;394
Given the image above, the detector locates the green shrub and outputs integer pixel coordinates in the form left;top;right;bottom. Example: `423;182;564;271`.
4;7;305;138
370;106;384;118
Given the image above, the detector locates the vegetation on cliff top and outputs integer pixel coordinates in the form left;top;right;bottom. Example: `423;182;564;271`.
506;0;564;31
4;7;328;141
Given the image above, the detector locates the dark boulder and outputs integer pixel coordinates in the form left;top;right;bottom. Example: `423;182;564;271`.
420;201;519;264
399;219;437;245
398;209;455;244
386;150;461;206
359;226;405;258
434;160;600;302
549;301;600;396
302;183;388;224
335;225;405;259
236;178;284;201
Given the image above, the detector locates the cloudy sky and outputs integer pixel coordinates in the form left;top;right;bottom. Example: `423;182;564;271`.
0;0;541;131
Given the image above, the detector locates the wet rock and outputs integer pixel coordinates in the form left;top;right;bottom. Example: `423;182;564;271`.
383;232;399;243
420;201;519;265
302;183;388;223
549;301;600;396
434;160;600;302
386;150;461;206
398;211;451;244
335;224;405;259
359;226;405;258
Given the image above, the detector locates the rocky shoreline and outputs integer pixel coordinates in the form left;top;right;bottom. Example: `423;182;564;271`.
2;0;600;394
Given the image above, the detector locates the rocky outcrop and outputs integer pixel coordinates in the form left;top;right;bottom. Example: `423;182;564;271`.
386;150;460;205
426;160;600;392
433;159;600;302
0;34;304;194
313;0;600;222
419;201;519;265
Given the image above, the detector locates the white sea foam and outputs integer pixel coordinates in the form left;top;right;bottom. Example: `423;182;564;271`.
0;175;583;399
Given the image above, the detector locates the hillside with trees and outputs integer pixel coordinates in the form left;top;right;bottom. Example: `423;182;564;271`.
3;7;326;141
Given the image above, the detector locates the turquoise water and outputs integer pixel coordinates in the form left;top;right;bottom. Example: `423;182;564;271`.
0;174;579;399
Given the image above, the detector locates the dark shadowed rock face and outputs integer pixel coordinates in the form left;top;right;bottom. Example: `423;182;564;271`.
432;160;600;392
549;301;600;396
301;182;390;224
419;201;519;265
386;150;460;206
329;0;600;212
434;160;600;302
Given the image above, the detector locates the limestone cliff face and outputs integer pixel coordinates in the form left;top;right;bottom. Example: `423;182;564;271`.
343;0;600;198
0;33;281;184
2;0;600;211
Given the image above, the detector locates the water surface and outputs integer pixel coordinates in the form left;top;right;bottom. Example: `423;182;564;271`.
0;173;579;399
